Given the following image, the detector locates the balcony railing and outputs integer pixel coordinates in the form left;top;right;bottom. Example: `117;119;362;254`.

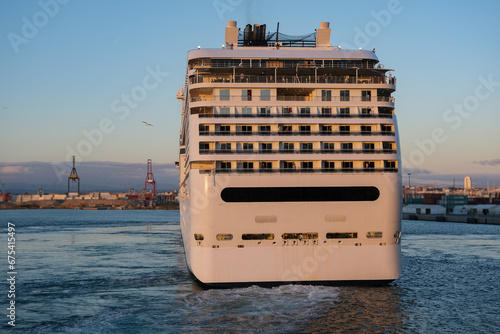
190;61;385;70
200;131;395;137
189;75;394;85
198;113;393;119
190;95;395;103
214;168;398;174
200;149;397;155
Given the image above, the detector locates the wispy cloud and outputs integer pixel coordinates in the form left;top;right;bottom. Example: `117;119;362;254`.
0;166;33;174
473;159;500;166
402;168;432;175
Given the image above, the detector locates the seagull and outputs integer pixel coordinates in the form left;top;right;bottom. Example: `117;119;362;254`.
143;121;154;127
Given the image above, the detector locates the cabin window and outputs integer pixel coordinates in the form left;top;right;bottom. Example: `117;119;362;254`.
342;161;353;169
321;90;331;101
220;89;230;101
339;107;350;115
242;233;275;240
340;90;350;101
323;143;334;151
326;232;357;239
260;90;270;101
260;107;271;115
323;161;335;169
216;234;233;241
242;143;253;151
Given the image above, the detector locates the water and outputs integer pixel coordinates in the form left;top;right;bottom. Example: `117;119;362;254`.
1;210;499;333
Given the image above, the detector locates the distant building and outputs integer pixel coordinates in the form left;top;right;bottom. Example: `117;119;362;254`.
438;195;468;213
402;204;446;215
464;176;472;190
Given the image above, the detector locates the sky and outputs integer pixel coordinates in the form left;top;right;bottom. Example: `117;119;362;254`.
1;0;500;192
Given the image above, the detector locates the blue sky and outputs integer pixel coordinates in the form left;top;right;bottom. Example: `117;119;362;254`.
1;0;500;189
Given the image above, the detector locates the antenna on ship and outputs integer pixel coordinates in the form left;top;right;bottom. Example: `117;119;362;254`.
67;156;80;195
276;22;279;45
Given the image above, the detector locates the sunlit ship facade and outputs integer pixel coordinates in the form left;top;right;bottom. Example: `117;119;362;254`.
177;21;402;287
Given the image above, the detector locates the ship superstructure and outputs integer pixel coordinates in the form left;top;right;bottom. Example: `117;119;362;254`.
177;21;401;286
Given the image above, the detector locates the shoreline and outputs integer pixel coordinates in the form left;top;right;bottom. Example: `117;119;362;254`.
403;213;500;225
0;199;179;210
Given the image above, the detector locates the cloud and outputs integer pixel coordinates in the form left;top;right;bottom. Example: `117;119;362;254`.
402;168;432;175
0;166;33;174
474;159;500;166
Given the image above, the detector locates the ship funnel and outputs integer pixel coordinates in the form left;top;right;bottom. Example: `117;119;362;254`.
225;21;239;46
316;21;332;48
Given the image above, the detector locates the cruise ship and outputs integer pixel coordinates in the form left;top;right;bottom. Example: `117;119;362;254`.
177;21;402;287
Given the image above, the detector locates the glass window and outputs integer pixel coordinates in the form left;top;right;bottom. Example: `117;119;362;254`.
362;90;371;101
301;161;313;169
321;107;332;114
361;125;372;132
259;125;271;134
340;90;350;101
241;107;252;115
243;143;254;151
381;125;392;132
242;89;252;101
260;107;271;115
342;161;353;169
260;90;270;101
321;125;332;133
260;143;272;151
363;143;375;150
220;107;230;115
220;143;231;151
339;108;350;115
301;143;313;152
242;162;254;169
220;89;230;101
300;107;310;115
220;125;230;133
220;161;231;169
321;90;332;101
242;125;252;133
339;125;350;134
341;143;353;150
284;143;294;151
361;108;372;115
260;161;272;169
323;161;335;169
384;161;397;169
326;232;357;239
199;125;209;134
299;125;311;134
323;143;334;151
364;161;375;169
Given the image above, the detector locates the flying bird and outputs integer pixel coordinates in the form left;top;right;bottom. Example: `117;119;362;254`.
143;121;154;127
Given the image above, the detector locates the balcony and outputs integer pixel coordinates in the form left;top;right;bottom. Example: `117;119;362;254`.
189;75;393;86
213;168;398;174
199;131;395;137
199;149;397;155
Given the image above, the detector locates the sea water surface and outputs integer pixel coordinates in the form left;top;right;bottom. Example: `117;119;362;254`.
0;210;499;333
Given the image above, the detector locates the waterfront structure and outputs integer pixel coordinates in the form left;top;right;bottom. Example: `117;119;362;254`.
177;21;402;286
464;176;472;190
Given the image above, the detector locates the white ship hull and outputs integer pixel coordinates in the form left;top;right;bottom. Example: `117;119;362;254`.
180;172;401;286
